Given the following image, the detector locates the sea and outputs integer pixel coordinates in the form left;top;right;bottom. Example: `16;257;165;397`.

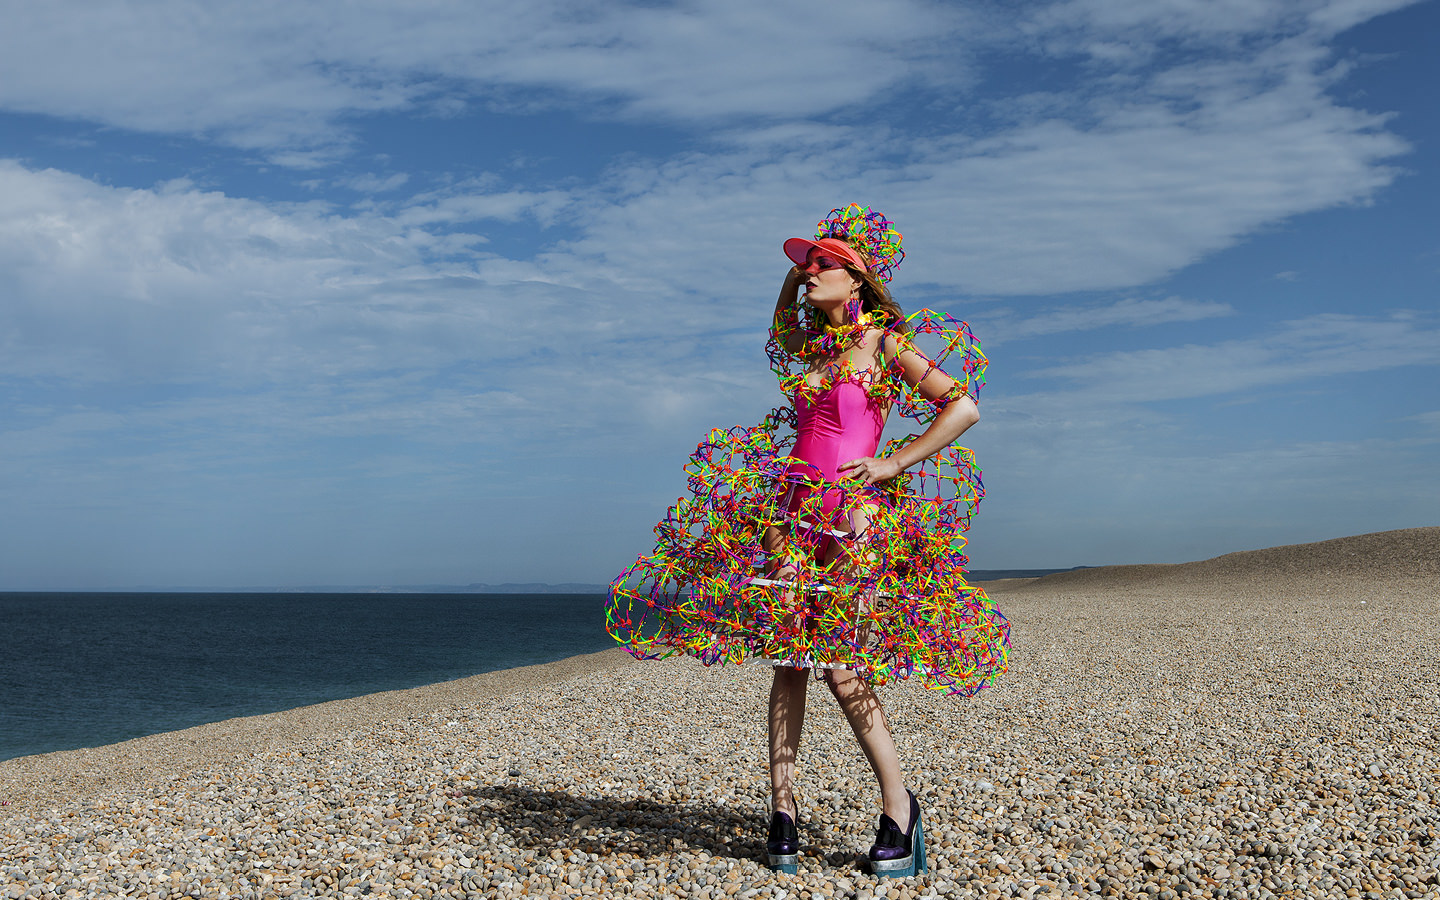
1;571;1070;762
0;592;615;763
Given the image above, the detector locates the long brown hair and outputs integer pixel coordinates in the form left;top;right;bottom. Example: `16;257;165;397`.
801;263;910;335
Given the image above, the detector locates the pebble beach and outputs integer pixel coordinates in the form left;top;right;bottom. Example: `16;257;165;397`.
4;527;1438;900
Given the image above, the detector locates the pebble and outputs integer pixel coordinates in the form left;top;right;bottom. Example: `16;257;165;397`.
1;544;1437;899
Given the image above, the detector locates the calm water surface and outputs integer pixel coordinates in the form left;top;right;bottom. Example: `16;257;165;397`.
0;592;613;761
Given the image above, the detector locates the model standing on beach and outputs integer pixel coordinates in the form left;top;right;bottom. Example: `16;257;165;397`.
607;205;1009;878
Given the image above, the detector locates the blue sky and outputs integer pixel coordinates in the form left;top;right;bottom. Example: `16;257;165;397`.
1;0;1436;589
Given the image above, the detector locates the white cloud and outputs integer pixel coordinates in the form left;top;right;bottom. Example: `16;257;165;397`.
1024;0;1419;53
2;1;1416;162
0;160;772;449
1305;0;1422;35
395;183;575;228
0;0;973;157
555;49;1406;297
897;63;1405;292
342;172;410;193
0;3;1414;298
981;297;1234;343
964;413;1440;567
0;161;430;380
1024;312;1440;401
1404;410;1440;431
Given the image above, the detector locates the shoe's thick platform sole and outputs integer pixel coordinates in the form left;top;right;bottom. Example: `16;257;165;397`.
765;851;798;875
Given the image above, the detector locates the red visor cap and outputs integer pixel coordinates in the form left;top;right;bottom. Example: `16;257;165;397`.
784;236;869;272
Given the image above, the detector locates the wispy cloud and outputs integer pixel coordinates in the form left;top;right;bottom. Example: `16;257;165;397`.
1402;410;1440;431
558;66;1406;297
0;161;430;381
395;182;575;228
0;0;974;158
1025;312;1440;401
1;3;1413;295
981;297;1234;343
1024;0;1420;51
341;172;410;193
964;420;1440;567
0;159;773;447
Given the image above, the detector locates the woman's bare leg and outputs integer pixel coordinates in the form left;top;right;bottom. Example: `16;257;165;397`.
769;665;808;819
823;669;911;830
821;504;912;830
762;522;808;819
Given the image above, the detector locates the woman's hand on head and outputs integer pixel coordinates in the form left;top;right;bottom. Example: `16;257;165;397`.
838;455;903;484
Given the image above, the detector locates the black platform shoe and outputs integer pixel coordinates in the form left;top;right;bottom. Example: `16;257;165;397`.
866;790;926;878
764;811;799;875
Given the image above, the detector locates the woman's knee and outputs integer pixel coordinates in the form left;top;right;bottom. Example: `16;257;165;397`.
822;667;856;695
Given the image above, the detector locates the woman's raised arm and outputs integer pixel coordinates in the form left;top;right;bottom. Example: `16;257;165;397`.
770;266;809;356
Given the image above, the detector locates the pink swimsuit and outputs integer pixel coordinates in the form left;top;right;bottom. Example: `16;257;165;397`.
785;378;886;523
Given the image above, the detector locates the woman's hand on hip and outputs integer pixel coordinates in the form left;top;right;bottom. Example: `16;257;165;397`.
838;456;902;484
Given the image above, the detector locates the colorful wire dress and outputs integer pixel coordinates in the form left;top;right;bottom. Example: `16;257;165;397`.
606;310;1010;696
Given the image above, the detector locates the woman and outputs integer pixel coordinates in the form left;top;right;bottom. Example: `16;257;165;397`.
607;205;1008;878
